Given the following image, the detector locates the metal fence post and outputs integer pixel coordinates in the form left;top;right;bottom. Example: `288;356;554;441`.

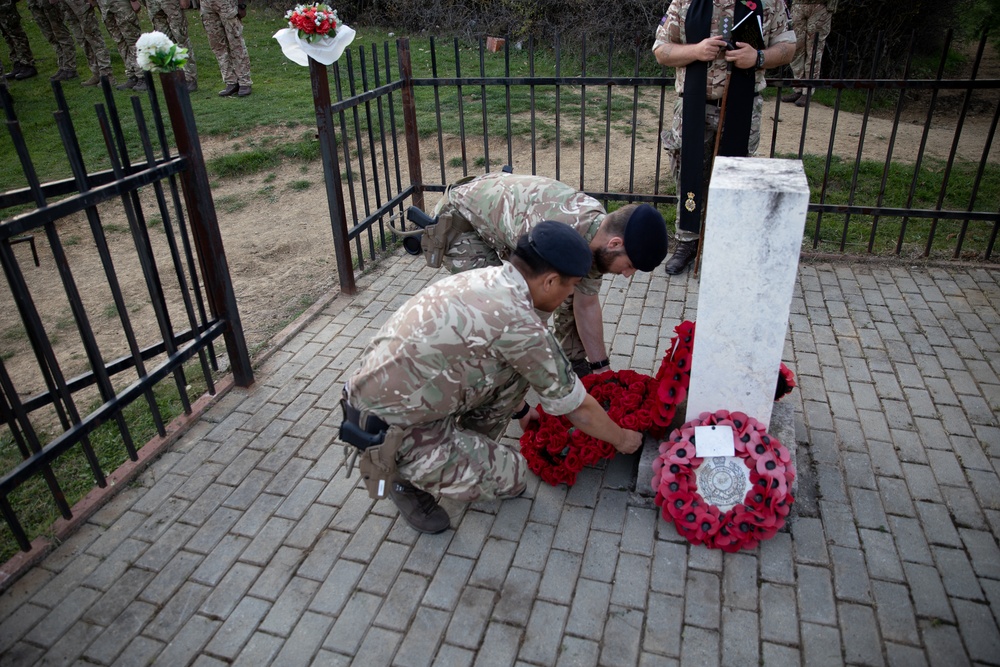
158;70;254;387
397;38;424;212
309;57;357;295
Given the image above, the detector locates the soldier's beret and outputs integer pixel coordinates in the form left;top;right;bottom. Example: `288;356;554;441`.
529;220;593;277
623;204;669;272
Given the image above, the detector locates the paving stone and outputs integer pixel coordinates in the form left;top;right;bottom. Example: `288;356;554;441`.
600;606;644;667
796;563;837;626
394;607;450;667
844;451;879;490
720;608;759;667
552;505;595;554
565;468;603;507
958;528;1000;579
566;579;612;638
830;545;873;603
902;561;955;623
683;570;720;630
448;511;494;558
967;468;1000;510
204;596;271;660
297;530;350;582
404;531;453;577
953;599;1000;664
931;546;985;601
940;486;988;531
274;611;338;665
310;558;364;617
650;541;688;596
510;522;556;573
422;555;474;611
821;500;861;548
759;532;795;584
887;515;934;566
474;622;522;667
902;463;945;503
762;643;800;667
591;489;628;534
323;591;383;656
556;637;600;667
538;549;582;605
519;600;568;665
792;517;830;565
871;580;920;646
839;602;885;667
721;552;758;611
678;625;720;667
879;477;917;518
760;583;799;645
851;487;890;530
144;581;212;642
492;567;541;627
248;546;304;602
885;642;928;667
579;530;621;583
621;506;657;556
445;587;496;650
643;593;683;658
869;440;905;478
469;538;517;591
489;498;532;541
921;619;971;667
686;545;723;573
528;482;569;526
859;528;906;582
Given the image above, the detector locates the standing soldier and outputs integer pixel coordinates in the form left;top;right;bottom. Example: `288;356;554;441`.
26;0;77;81
652;0;796;274
201;0;250;96
92;0;143;90
61;0;114;86
0;0;37;80
783;0;839;106
145;0;196;90
340;222;644;533
407;172;669;377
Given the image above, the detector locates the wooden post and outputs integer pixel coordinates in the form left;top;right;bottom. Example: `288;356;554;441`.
158;70;253;387
309;57;357;295
397;37;424;212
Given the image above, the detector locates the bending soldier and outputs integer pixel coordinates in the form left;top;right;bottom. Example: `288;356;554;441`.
405;172;669;377
341;221;644;534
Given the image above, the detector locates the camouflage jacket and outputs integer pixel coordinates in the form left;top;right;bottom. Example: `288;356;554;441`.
653;0;796;97
346;263;587;424
439;173;606;297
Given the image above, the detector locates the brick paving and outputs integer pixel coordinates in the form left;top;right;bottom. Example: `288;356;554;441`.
1;255;998;666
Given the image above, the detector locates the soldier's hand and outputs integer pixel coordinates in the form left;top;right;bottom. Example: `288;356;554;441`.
236;1;246;19
180;0;190;8
130;0;141;10
696;36;728;62
616;428;643;455
725;41;758;70
518;406;540;432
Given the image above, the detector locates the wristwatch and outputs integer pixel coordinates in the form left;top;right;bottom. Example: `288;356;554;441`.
512;402;530;420
589;358;610;371
755;49;765;70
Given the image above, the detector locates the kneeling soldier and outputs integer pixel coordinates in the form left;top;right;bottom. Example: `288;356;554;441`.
340;221;644;533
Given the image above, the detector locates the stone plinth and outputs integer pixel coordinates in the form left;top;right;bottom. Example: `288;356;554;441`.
685;157;809;430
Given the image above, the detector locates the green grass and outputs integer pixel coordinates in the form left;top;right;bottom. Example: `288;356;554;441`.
0;367;208;563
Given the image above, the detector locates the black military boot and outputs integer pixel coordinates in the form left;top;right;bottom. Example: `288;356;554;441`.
389;480;450;534
664;239;699;275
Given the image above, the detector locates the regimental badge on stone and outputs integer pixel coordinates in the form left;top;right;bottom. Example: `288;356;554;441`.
684;192;697;212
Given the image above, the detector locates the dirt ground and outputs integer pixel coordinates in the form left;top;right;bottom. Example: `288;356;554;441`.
2;77;998;424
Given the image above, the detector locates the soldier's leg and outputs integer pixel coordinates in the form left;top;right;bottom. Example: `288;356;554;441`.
218;7;250;86
441;230;502;274
790;3;810;95
162;0;196;83
108;0;141;80
0;0;35;71
399;375;530;502
201;0;235;85
27;0;77;75
808;5;832;88
63;0;112;79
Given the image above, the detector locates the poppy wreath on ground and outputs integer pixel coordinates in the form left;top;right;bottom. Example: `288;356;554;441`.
520;369;663;486
651;410;795;552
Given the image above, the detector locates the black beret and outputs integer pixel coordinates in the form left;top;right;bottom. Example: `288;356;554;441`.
623;204;669;272
528;220;593;277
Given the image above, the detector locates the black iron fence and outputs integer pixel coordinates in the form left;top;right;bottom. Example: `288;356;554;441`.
309;31;999;293
0;71;252;558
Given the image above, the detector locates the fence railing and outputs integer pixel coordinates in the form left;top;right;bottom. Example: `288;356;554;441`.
308;32;999;293
0;71;252;560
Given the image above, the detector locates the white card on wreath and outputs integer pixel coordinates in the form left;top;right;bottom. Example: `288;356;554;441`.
694;424;735;458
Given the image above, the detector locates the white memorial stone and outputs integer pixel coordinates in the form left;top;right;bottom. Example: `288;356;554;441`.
685;157;809;430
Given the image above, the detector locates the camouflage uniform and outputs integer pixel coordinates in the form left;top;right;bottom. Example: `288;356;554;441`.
345;263;587;501
26;0;77;73
61;0;113;78
200;0;250;87
653;0;795;241
95;0;142;81
0;0;34;68
790;0;838;95
433;172;606;365
146;0;196;84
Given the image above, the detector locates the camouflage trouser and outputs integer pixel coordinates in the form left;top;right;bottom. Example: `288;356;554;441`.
61;0;112;76
201;0;250;86
396;372;529;502
27;0;77;72
662;95;764;242
146;0;196;82
791;3;833;95
0;0;33;67
96;0;141;79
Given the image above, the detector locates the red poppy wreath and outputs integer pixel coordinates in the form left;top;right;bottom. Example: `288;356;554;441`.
520;369;664;486
651;409;795;552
